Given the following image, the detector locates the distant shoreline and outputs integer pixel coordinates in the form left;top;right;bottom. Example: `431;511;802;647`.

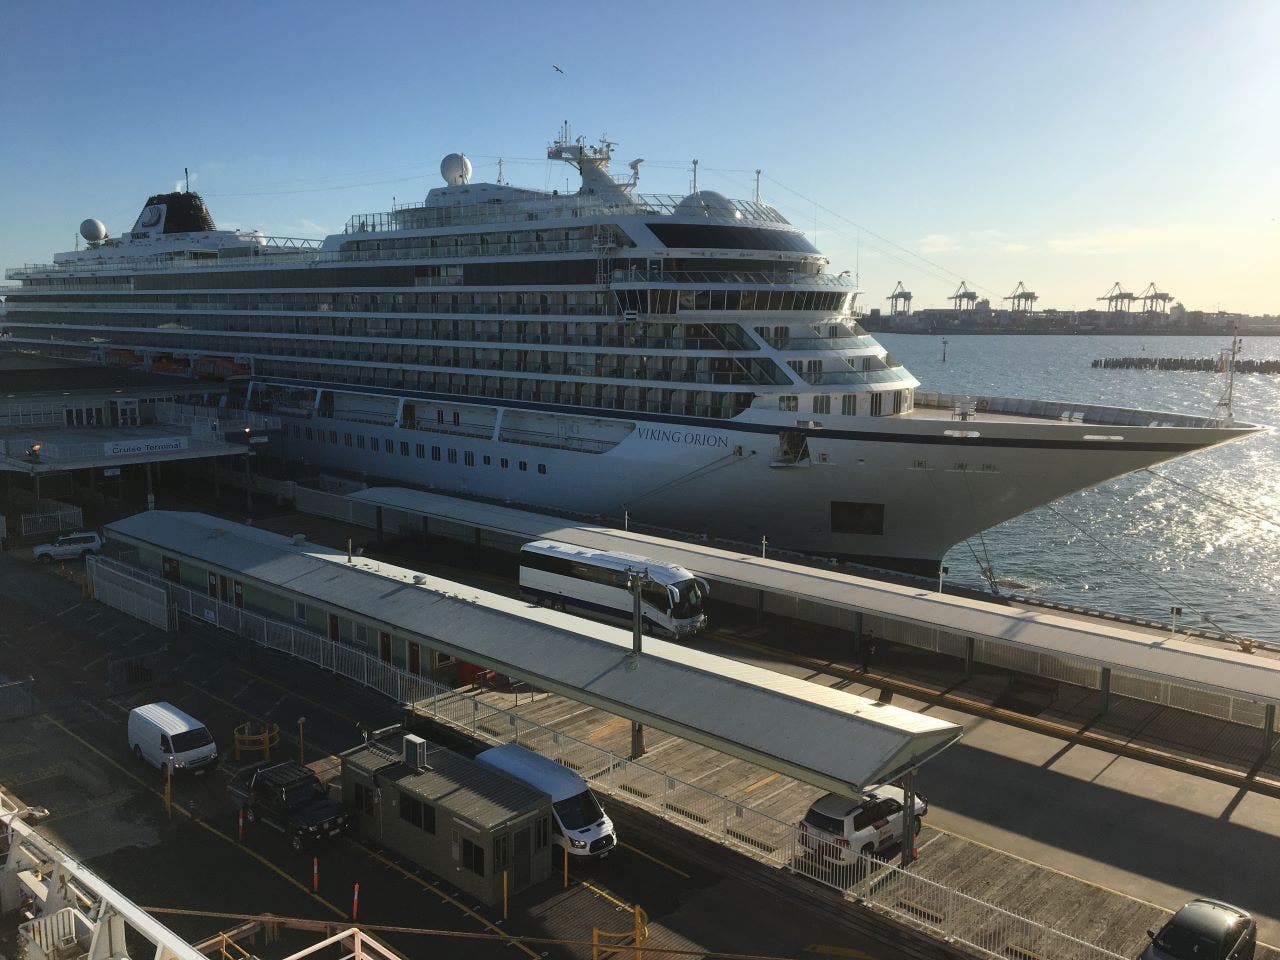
863;327;1280;337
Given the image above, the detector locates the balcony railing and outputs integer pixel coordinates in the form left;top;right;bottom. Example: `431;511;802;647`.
348;192;789;233
801;367;916;386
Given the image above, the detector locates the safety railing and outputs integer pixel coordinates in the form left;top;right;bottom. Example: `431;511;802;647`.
84;554;1129;960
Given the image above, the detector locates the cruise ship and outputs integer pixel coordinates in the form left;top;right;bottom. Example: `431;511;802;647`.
0;131;1260;574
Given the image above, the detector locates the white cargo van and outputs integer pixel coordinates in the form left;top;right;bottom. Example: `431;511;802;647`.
127;702;218;774
475;744;616;858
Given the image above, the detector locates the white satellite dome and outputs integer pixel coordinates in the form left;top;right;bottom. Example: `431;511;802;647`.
440;153;473;186
80;218;107;242
674;190;741;220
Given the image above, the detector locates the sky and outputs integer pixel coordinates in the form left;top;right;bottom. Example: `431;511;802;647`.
2;0;1277;313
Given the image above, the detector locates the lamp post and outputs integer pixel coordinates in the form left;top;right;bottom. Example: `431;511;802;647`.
243;427;253;518
622;566;653;759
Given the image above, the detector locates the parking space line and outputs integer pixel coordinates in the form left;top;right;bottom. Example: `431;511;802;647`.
41;714;346;918
579;879;632;912
742;772;780;794
585;716;630;743
354;842;539;959
235;666;362;724
617;840;692;879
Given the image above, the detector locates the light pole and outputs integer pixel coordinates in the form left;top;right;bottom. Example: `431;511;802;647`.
298;716;307;765
243;427;253;518
937;564;949;594
623;566;653;760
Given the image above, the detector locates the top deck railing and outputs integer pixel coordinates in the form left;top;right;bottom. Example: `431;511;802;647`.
345;192;790;233
913;391;1231;428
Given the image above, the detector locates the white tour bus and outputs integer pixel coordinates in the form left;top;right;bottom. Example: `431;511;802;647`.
518;539;709;638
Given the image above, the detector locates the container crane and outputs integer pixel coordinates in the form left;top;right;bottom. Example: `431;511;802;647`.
1137;282;1173;314
1097;282;1136;313
1004;282;1038;313
887;281;913;315
949;281;979;311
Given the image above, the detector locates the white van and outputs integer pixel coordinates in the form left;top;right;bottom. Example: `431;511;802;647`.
127;702;218;774
475;744;616;858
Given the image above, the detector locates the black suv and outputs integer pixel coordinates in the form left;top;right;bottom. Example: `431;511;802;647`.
228;761;349;851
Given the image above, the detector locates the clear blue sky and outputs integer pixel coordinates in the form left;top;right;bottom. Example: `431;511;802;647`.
2;0;1276;312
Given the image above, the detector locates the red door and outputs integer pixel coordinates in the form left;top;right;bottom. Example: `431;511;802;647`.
328;614;340;643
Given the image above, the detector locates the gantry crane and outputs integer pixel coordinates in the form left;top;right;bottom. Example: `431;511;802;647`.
949;281;979;311
1137;282;1173;314
1097;282;1136;313
1004;281;1038;313
887;281;913;315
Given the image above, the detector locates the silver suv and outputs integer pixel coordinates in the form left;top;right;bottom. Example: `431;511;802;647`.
799;785;927;864
32;532;103;563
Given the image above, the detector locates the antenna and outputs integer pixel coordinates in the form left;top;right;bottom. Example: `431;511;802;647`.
691;158;699;193
184;167;189;193
497;158;505;185
753;169;761;203
1215;326;1243;423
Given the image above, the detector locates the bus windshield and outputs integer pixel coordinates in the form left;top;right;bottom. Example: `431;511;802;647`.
670;579;705;620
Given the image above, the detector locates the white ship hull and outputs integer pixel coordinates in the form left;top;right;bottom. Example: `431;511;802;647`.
270;393;1245;573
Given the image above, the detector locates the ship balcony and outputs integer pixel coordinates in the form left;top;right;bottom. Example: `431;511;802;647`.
610;268;855;288
800;367;916;386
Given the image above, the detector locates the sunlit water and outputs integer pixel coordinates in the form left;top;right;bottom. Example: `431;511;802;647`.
878;334;1280;642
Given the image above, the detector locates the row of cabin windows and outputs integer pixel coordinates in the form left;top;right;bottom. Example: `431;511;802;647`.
257;360;755;420
777;391;910;416
290;424;546;474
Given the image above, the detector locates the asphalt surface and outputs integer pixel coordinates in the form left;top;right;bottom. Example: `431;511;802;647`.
0;550;934;960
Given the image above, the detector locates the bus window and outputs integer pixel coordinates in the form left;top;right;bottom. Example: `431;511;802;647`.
670;579;706;619
641;580;670;613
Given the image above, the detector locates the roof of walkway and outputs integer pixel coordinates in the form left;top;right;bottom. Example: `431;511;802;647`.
106;510;963;796
349;487;1280;706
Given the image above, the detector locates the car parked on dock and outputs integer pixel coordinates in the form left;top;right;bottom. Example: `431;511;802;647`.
798;785;926;863
1141;899;1256;960
32;531;102;563
228;760;349;851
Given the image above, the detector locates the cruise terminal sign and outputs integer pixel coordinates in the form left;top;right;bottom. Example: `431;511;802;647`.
103;437;190;457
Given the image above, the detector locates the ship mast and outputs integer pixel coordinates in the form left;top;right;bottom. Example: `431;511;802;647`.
1214;329;1243;424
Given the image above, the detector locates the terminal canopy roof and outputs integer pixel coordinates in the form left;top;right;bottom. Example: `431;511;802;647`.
106;511;963;795
349;487;1280;707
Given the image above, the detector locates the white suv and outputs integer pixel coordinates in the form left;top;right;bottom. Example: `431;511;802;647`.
799;785;927;863
32;532;103;563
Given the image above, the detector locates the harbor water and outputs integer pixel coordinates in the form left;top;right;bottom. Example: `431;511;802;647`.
879;334;1280;643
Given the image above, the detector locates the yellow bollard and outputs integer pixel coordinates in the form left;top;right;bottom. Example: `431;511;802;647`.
502;869;508;921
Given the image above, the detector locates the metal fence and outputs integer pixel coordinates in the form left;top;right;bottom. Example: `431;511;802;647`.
19;504;84;540
86;556;174;631
88;554;1125;960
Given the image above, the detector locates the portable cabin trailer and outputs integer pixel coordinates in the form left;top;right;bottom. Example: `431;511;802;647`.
341;735;554;905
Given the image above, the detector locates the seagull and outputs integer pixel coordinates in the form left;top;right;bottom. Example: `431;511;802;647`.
553;64;565;74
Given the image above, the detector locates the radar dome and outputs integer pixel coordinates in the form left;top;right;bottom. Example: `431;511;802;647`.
80;218;107;242
440;153;473;186
674;190;741;220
